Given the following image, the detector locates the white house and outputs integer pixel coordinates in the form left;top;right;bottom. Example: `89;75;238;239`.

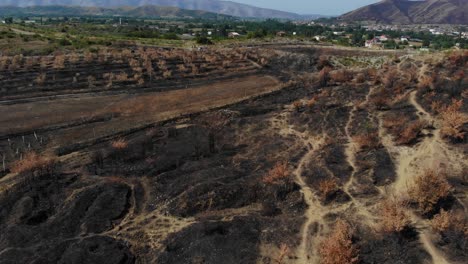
376;35;390;42
228;32;241;38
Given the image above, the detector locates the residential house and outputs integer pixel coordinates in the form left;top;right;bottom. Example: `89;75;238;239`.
228;32;241;38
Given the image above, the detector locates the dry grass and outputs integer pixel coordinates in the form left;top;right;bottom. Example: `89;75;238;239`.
379;198;412;233
11;152;56;176
263;162;289;185
408;170;452;214
318;219;359;264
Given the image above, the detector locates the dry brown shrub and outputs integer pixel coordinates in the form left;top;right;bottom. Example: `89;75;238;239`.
383;69;398;89
353;132;381;151
11;152;56;176
318;55;332;70
35;72;47;85
69;53;80;64
87;75;96;87
163;69;172;79
364;68;377;80
462;89;468;99
383;116;408;133
306;97;317;108
331;70;352;83
318;178;339;200
319;67;332;87
0;56;9;71
40;56;49;68
53;54;65;69
115;72;128;82
111;138;128;150
371;90;391;110
178;64;187;72
418;75;435;91
430;100;444;114
24;57;36;68
293;100;303;112
103;72;115;88
84;52;94;63
273;244;290;264
431;209;467;236
448;51;468;67
406;67;419;84
439;99;467;140
380;198;412;233
396;120;427;145
263;162;289;185
355;73;366;84
318;219;359;264
408;170;452;214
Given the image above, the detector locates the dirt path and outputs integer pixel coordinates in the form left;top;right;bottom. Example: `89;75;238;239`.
376;90;456;264
293;135;326;264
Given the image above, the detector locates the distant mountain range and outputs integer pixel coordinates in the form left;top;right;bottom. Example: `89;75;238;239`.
340;0;468;25
0;5;231;19
0;0;324;20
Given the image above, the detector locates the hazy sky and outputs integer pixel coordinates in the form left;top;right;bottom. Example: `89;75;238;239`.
230;0;381;15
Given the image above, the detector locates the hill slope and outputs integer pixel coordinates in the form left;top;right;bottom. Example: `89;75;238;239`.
0;0;322;19
0;5;231;19
340;0;468;24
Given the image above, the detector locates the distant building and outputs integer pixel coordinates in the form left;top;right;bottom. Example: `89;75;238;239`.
400;36;410;42
314;35;326;41
376;35;390;42
228;32;241;38
365;38;383;48
333;31;343;36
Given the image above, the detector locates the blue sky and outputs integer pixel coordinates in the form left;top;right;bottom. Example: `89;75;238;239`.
231;0;381;15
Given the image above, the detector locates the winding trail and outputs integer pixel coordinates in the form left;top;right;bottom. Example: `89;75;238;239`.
376;90;464;264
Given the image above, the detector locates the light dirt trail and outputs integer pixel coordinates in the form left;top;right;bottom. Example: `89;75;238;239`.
376;90;463;264
270;107;336;263
269;98;378;263
343;102;358;195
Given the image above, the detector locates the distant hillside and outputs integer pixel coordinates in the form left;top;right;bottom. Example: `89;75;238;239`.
340;0;468;24
0;0;324;20
0;5;231;19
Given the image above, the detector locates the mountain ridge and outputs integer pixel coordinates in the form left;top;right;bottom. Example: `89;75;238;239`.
340;0;468;24
0;5;232;19
0;0;324;20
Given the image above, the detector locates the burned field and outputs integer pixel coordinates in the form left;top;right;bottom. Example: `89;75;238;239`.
0;45;467;264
